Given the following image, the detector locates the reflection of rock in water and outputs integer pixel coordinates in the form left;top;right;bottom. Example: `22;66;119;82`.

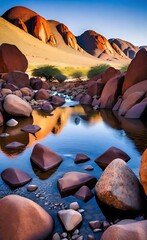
100;110;121;130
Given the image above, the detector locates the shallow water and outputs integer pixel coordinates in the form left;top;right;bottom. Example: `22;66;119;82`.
0;101;146;239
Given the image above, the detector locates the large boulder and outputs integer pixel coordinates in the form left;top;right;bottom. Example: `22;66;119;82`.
122;49;147;94
87;79;104;97
3;71;30;88
101;67;120;84
0;195;54;240
95;158;145;211
122;80;147;100
100;75;124;109
0;43;28;73
100;219;147;240
35;89;51;101
140;149;147;195
3;94;32;117
125;101;147;119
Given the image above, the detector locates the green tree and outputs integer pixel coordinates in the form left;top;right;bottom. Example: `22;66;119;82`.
87;64;110;79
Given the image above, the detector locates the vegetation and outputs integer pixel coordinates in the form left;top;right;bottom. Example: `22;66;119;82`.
87;64;110;79
32;65;63;82
120;65;129;73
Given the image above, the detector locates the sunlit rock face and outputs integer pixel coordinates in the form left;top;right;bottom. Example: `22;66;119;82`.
2;6;51;43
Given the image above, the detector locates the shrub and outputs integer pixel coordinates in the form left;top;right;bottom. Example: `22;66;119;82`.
55;74;67;82
32;65;62;81
120;65;129;73
87;64;110;79
71;70;83;79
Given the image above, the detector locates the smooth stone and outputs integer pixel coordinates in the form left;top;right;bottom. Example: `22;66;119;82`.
6;118;18;127
83;165;94;171
58;209;82;231
60;232;67;238
1;168;32;187
69;202;79;210
27;184;38;192
74;153;90;164
87;234;96;240
0;133;10;137
74;185;94;202
5;141;25;149
21;124;41;134
89;220;102;230
73;229;80;235
52;233;61;240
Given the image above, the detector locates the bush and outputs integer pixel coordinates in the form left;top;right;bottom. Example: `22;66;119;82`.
120;65;129;73
71;70;83;79
32;65;62;81
87;64;110;79
55;74;67;82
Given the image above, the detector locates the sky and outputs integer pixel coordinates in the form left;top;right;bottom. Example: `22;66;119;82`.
0;0;146;46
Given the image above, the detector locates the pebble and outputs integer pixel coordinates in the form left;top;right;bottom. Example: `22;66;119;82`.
69;202;79;211
61;232;67;238
52;233;61;240
76;236;84;240
78;209;85;214
83;165;94;171
27;184;38;192
6;118;18;127
73;229;80;235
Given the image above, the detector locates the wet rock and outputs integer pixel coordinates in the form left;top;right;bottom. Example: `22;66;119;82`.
69;202;79;210
89;220;102;230
61;232;68;238
21;124;41;134
122;49;147;94
41;102;53;113
1;168;32;187
51;95;65;106
95;146;130;169
0;195;53;239
80;94;92;105
125;101;147;119
0;43;28;73
58;209;82;231
6;118;18;127
95;158;145;211
35;89;51;101
52;233;61;240
3;94;32;117
3;71;30;88
5;141;25;149
31;143;63;171
101;67;120;84
58;171;96;195
74;185;94;202
83;165;94;171
27;184;38;192
139;149;147;195
100;75;124;109
103;220;110;230
74;153;90;164
112;97;122;111
100;219;147;240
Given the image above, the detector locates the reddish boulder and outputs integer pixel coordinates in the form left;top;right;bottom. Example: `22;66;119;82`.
87;79;104;97
20;87;34;98
30;77;43;90
95;146;130;169
30;143;63;171
140;149;147;195
101;67;120;84
80;94;92;105
74;153;90;164
125;101;147;118
41;102;53;113
74;185;94;202
3;71;30;88
51;95;65;106
0;43;28;73
35;89;51;101
1;168;32;187
122;80;147;100
122;49;147;94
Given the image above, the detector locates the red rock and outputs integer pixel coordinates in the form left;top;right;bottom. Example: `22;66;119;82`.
2;83;18;91
140;149;147;195
87;79;104;97
20;87;34;98
0;43;28;73
95;146;130;169
58;171;96;195
122;49;147;94
101;67;120;84
35;89;51;101
12;18;28;32
1;168;32;187
30;143;63;171
51;95;65;106
0;88;12;97
80;94;92;105
30;77;43;90
89;220;102;230
74;93;84;101
5;141;25;149
112;97;122;111
74;185;94;201
125;102;147;118
21;124;41;134
3;71;30;88
122;80;147;100
74;153;90;164
91;98;100;108
100;75;124;109
0;112;4;126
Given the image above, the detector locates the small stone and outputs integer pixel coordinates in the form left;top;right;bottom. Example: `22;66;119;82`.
73;229;80;235
87;234;96;240
27;185;38;192
5;141;25;149
93;228;102;232
58;209;82;231
52;232;61;240
74;153;90;164
89;220;102;230
60;232;67;238
78;209;85;214
0;133;10;137
103;220;110;230
6;119;18;127
77;236;84;240
83;165;94;171
21;124;41;134
69;202;79;211
72;235;80;239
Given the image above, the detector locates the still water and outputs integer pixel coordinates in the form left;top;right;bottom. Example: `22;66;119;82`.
0;101;146;239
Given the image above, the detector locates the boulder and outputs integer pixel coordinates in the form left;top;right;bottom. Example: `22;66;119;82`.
0;112;4;126
13;90;22;98
74;185;94;202
87;79;104;97
139;149;147;195
122;49;147;94
95;146;130;169
2;83;18;91
30;77;44;90
12;18;28;32
3;94;32;117
5;141;25;149
20;87;34;98
101;67;120;84
0;195;54;239
125;101;147;118
35;89;51;101
21;124;41;134
74;153;90;164
80;94;92;105
1;168;31;187
95;158;145;211
100;75;124;109
122;80;147;100
1;88;12;97
100;219;147;240
58;209;82;231
30;143;63;171
51;95;65;106
0;43;28;73
41;102;53;113
58;171;96;195
3;71;30;88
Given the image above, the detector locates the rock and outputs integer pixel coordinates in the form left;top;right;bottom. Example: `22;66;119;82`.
27;184;38;192
1;168;32;187
89;220;102;230
21;124;41;134
101;67;120;84
122;80;147;100
100;75;124;109
52;233;61;240
74;185;94;202
125;101;147;118
95;146;130;169
0;112;4;126
13;90;22;98
102;221;110;230
91;98;100;108
30;77;44;90
74;153;90;164
58;209;82;231
119;91;145;116
139;149;147;195
0;195;54;239
3;94;32;117
1;88;12;97
2;83;18;91
95;158;145;211
83;165;94;171
80;94;92;105
74;93;84;101
51;95;65;106
122;49;147;94
87;234;96;240
58;171;96;195
20;87;34;98
87;79;104;97
0;43;28;73
30;143;63;171
5;141;25;149
69;202;79;210
6;118;18;127
41;102;53;113
112;97;122;111
100;219;147;240
0;133;9;137
35;89;51;101
3;71;30;88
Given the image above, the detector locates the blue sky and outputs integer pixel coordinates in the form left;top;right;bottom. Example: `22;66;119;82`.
0;0;146;46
